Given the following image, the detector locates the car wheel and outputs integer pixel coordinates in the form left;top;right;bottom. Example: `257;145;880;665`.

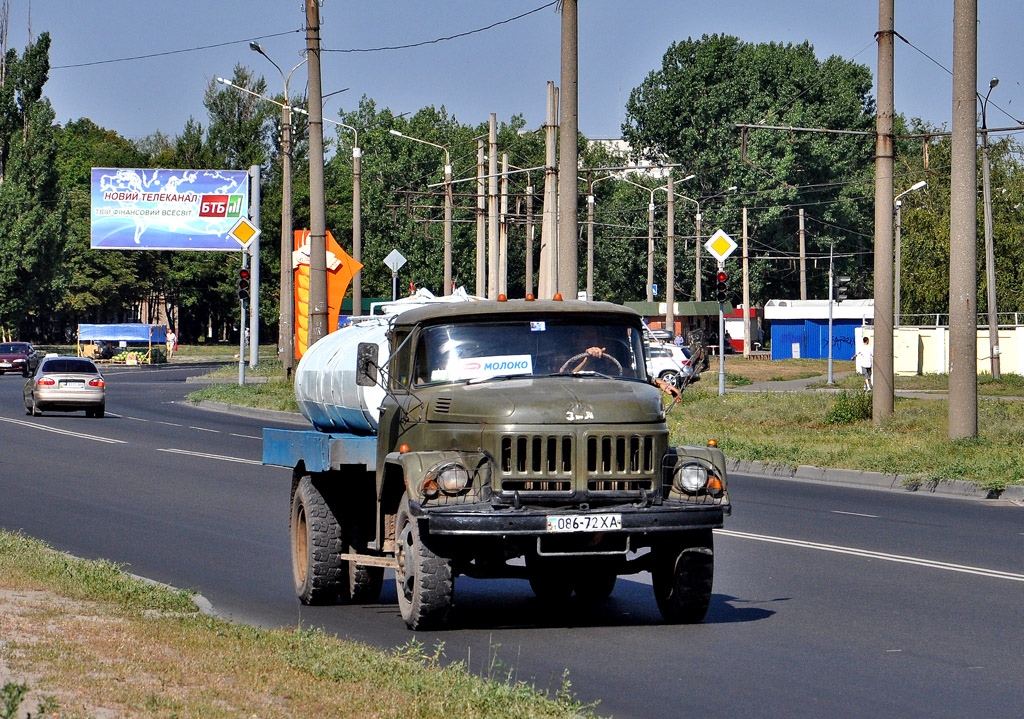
659;370;679;387
30;398;42;417
394;493;453;629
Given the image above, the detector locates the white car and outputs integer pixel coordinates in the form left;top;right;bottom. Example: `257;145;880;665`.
647;344;699;388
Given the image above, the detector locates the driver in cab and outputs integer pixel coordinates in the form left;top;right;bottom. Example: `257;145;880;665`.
565;328;681;402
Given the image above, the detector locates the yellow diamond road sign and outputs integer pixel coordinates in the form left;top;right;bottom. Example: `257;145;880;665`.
228;217;260;249
704;229;737;263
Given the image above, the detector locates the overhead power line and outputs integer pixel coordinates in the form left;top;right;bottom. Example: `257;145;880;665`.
323;2;557;54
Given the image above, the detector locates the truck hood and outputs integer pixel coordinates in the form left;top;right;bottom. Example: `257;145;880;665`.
424;377;666;425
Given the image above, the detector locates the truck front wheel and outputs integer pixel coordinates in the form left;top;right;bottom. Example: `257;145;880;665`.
394;494;453;629
291;475;347;604
651;530;714;623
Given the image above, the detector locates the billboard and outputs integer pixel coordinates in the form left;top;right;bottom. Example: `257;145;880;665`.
90;168;251;251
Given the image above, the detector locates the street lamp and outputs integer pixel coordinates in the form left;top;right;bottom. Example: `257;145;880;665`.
250;42;307;377
980;77;1001;378
893;179;927;329
620;176;667;303
585;174;617;300
389;129;453;295
690;185;737;301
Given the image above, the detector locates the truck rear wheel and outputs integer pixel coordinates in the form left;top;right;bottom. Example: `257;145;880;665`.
652;530;714;623
291;475;347;604
394;494;453;629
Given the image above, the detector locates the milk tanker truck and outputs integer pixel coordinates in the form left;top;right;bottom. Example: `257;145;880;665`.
262;295;730;629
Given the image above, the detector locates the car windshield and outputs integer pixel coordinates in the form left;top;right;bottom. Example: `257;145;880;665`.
40;359;97;374
411;320;648;386
0;344;26;354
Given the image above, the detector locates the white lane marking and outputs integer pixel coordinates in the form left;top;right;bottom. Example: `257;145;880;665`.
831;510;879;518
156;421;182;427
157;448;261;465
717;529;1024;582
230;433;261;440
189;426;220;433
0;416;127;444
125;416;149;422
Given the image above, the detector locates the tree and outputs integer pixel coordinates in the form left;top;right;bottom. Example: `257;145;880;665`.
622;34;876;304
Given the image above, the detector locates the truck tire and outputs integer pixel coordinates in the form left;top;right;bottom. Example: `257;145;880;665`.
652;530;714;623
527;558;574;600
394;494;453;629
573;570;617;600
291;475;347;604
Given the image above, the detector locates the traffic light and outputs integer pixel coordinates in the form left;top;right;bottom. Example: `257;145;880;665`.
237;268;251;300
715;270;728;303
835;274;850;303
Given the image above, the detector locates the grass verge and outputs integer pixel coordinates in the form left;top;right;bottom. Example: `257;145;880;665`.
669;388;1024;490
0;531;596;719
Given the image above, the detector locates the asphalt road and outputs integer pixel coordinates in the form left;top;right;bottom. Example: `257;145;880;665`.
2;364;1022;718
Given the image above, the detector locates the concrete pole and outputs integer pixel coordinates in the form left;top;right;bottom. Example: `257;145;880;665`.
894;201;902;328
499;153;509;296
540;82;559;298
873;0;896;421
305;0;329;346
278;92;295;373
557;0;579;299
526;184;535;296
742;206;750;358
476;140;486;297
949;0;978;438
487;114;499;299
352;143;362;315
586;189;594;301
646;200;655;302
444;154;453;295
666;174;675;334
981;116;1001;378
695;209;702;301
798;208;807;300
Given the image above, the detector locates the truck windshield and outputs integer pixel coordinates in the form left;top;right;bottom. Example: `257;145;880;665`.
412;320;648;386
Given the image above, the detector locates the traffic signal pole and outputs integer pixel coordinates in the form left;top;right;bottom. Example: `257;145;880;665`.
717;262;726;396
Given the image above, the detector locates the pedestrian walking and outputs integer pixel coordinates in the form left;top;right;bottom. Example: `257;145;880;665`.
855;335;873;391
166;328;176;361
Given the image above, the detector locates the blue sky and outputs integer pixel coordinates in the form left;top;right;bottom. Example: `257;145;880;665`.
7;1;1023;142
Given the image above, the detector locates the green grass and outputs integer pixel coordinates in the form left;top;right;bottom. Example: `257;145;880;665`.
669;388;1024;490
0;531;598;719
188;375;301;413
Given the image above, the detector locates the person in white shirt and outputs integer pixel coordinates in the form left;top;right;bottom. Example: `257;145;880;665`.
855;336;873;391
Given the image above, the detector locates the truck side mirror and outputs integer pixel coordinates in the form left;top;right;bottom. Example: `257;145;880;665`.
356;342;379;386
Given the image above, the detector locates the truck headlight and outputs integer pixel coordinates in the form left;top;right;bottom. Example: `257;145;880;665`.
436;462;471;495
674;463;708;493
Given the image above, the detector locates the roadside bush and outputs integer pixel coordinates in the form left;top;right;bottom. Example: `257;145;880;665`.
825;390;872;425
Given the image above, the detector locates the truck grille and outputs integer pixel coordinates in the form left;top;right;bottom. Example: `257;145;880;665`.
498;431;661;494
500;434;573;492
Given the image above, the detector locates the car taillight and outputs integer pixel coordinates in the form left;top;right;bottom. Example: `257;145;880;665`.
37;376;55;386
89;378;105;387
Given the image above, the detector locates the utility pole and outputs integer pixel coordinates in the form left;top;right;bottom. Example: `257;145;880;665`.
646;197;655;302
351;134;363;316
949;0;979;438
665;173;675;334
540;82;559;298
305;0;328;346
526;181;535;296
248;164;260;367
499;153;509;296
487;114;499;299
443;145;453;296
557;0;579;299
798;208;807;300
981;77;1001;379
742;207;750;358
586;173;594;300
873;0;896;421
476;139;486;297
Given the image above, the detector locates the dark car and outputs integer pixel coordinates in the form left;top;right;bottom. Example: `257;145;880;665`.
0;342;40;377
24;356;106;418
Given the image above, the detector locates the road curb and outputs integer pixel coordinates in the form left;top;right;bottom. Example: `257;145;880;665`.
191;400;308;425
727;458;1000;500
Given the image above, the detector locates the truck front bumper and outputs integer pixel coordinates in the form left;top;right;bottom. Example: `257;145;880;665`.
416;502;727;536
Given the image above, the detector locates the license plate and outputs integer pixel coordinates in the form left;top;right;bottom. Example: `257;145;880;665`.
59;380;84;388
546;513;622;533
0;362;10;368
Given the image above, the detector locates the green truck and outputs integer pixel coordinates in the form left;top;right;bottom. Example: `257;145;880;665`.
263;297;730;629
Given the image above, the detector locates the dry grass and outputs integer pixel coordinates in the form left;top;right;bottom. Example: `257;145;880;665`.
0;532;595;719
721;356;854;383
